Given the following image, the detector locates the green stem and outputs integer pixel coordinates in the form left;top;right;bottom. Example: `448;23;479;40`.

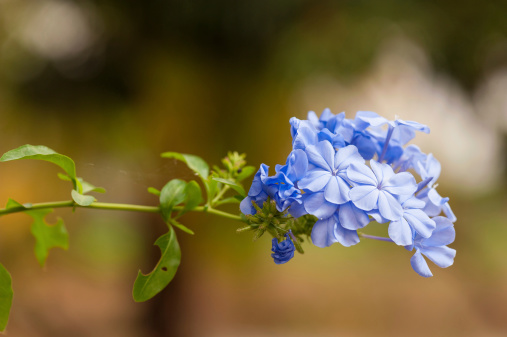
0;200;242;221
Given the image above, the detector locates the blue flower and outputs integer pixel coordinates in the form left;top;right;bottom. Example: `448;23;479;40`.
271;232;295;264
387;196;436;246
311;213;360;248
298;142;364;208
406;216;456;277
347;160;417;221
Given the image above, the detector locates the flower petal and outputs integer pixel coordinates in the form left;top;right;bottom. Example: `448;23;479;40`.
378;191;403;221
304;192;339;219
324;176;350;204
311;217;337;248
410;250;433;277
383;172;417;196
404;209;436;238
334;222;360;247
423;216;455;247
347;163;377;185
388;218;413;246
298;169;331;192
306;141;335;170
349;185;379;211
421;246;456;268
339;201;370;230
334;145;364;171
240;196;256;215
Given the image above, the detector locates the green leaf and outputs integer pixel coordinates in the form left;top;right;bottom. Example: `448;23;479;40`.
71;190;95;206
169;218;195;235
179;180;202;216
79;179;106;194
0;263;13;332
159;179;187;221
236;165;256;182
212;178;246;197
133;227;181;302
161;152;209;180
1;145;78;189
204;179;218;204
5;197;71;267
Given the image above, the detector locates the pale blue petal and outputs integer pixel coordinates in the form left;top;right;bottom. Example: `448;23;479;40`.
334;145;364;171
293;126;318;150
320;108;334;123
395;119;430;134
354;111;389;129
378;191;403;221
388;218;413;246
347;163;377;185
339;202;370;230
324;176;350;204
305;141;334;170
349;185;379;211
423;216;455;247
368;210;389;224
307;111;320;128
442;203;457;222
240;196;255;215
334;222;360;247
311;217;337;248
304;192;339;219
411;250;433;277
402;196;425;209
421;246;456;268
370;160;384;183
383;172;417;196
286;149;308;182
404;209;436;238
298;169;331;192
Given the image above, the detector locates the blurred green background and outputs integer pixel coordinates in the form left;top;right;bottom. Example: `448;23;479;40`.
0;0;506;336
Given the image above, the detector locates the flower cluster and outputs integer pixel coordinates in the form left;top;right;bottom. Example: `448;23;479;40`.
241;109;456;277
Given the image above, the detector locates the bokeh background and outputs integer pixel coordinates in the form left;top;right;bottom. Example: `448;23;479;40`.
0;0;506;336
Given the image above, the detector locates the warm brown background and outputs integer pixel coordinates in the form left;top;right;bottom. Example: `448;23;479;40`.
0;1;506;336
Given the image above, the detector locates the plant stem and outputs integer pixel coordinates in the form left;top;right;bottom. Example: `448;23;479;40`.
0;200;242;221
359;233;394;243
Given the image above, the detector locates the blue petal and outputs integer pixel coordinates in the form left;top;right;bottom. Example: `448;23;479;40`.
404;209;435;238
319;108;334;123
240;196;255;215
354;111;389;129
349;185;379;211
307;111;320;129
334;222;360;247
298;169;331;192
288;200;307;217
368;210;389;224
311;217;337;248
306;141;335;170
383;172;417;196
293;125;318;150
395;119;430;134
422;216;455;247
347;163;377;185
334;145;364;171
410;250;433;277
442;203;457;222
378;191;403;221
304;192;339;219
421;246;456;268
324;176;350;205
339;202;370;230
353;134;377;160
388;218;413;246
285;149;308;182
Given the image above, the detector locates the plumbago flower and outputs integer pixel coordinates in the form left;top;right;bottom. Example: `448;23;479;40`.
240;109;457;277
